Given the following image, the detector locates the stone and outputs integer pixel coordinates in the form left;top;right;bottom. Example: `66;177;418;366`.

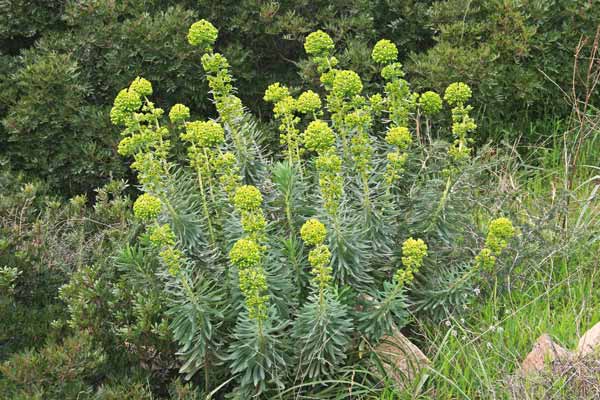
520;334;571;375
373;327;429;387
577;322;600;357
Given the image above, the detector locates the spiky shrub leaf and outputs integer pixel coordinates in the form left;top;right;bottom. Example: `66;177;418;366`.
292;292;353;380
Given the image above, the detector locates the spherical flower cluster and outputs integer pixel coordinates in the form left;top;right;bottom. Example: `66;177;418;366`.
110;88;142;125
169;104;190;124
182;120;224;148
303;120;335;153
133;193;162;222
395;237;428;287
129;76;153;97
372;39;398;64
229;238;263;268
381;62;405;81
296;90;321;114
387;151;408;167
401;237;428;270
444;82;472;106
149;224;176;247
486;217;515;254
300;219;327;246
304;30;334;56
333;70;363;97
264;82;290;104
419;91;443;115
233;185;263;212
187;19;218;50
385;126;412;149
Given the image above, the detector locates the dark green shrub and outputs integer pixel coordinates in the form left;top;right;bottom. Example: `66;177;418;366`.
408;0;600;139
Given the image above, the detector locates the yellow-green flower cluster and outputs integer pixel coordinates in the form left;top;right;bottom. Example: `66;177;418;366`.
304;30;335;56
182;120;225;148
229;238;263;268
332;70;363;98
444;82;472;106
384;126;412;186
300;218;328;246
419;91;443;116
129;76;153;97
149;224;176;247
229;185;270;322
233;185;263;212
264;82;290;104
264;83;303;165
444;82;476;165
159;247;184;276
187;19;218;50
371;39;398;64
395;237;428;287
111;77;172;190
213;152;241;201
300;219;332;301
475;217;515;271
296;90;322;114
133;193;162;222
315;152;343;217
169;104;190;124
303;120;335;154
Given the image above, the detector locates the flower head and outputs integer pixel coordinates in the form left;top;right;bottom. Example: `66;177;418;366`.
304;30;334;56
133;193;162;222
300;219;327;246
444;82;472;106
182;120;224;147
486;217;515;253
372;39;398;64
420;91;443;115
303;120;335;153
110;88;142;125
229;238;262;268
129;77;153;97
401;237;428;270
233;185;263;212
264;82;290;104
169;104;190;124
188;19;218;50
296;90;322;114
333;70;363;97
385;126;412;149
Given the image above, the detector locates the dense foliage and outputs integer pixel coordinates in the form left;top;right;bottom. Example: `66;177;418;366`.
38;19;517;397
0;3;598;399
1;1;597;194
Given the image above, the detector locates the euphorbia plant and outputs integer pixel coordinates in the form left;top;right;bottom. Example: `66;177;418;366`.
109;19;516;397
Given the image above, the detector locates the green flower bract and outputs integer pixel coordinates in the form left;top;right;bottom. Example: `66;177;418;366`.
233;185;263;212
333;70;363;97
187;19;218;50
304;30;334;56
372;39;398;64
301;219;327;246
